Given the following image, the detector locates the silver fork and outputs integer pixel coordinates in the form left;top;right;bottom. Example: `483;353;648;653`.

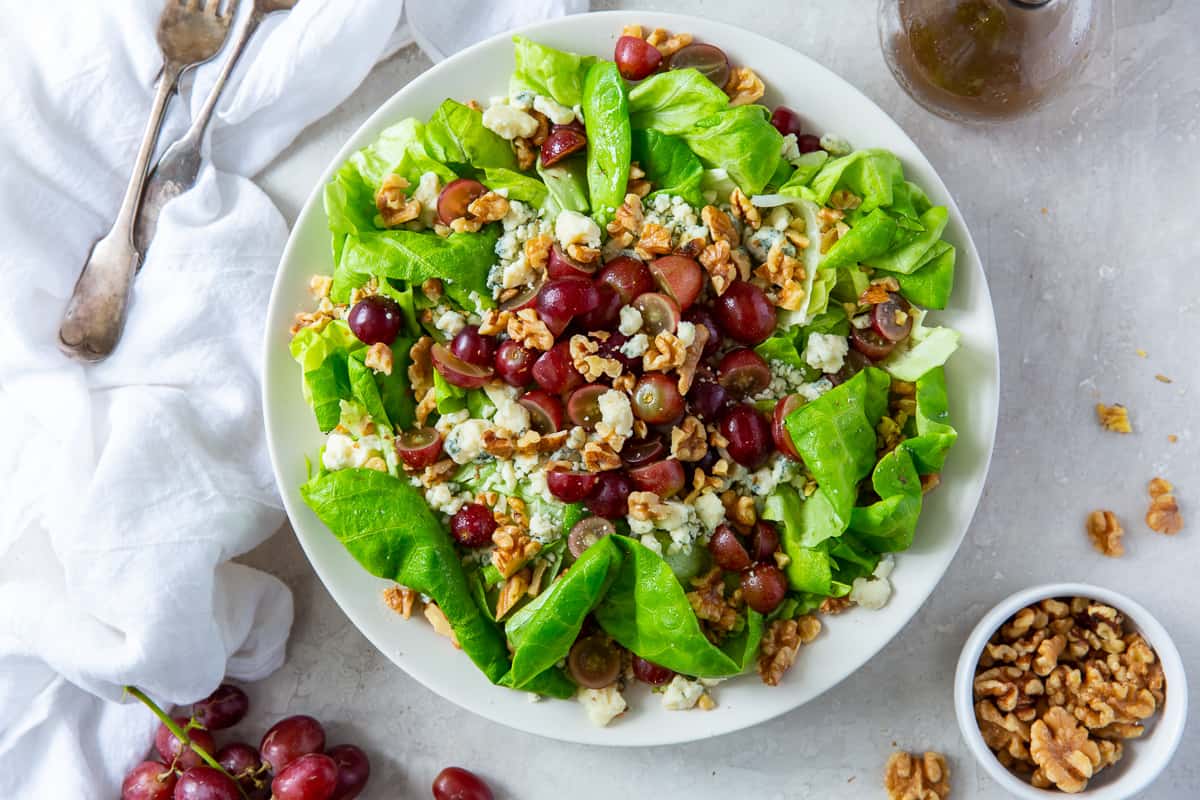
58;0;238;363
134;0;299;255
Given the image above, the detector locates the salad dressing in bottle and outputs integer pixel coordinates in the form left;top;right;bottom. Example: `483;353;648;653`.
879;0;1096;122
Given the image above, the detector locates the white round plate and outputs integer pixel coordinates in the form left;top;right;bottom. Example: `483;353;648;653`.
263;11;999;746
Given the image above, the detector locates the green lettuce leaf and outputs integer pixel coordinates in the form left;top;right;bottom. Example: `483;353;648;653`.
902;366;958;473
394;149;457;187
537;156;590;215
821;208;901;271
680;106;783;197
423;99;517;171
889;240;956;310
869;206;949;274
778;150;829;191
582;61;632;225
630;128;705;207
754;328;807;370
483;167;548;208
349;118;428;188
338;228;499;309
291;321;361;432
764;486;841;594
627;68;729;135
509;36;595;107
809;149;904;213
300;469;510;682
880;311;961;382
849;446;923;553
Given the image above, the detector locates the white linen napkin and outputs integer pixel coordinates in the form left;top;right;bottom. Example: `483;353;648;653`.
0;0;584;796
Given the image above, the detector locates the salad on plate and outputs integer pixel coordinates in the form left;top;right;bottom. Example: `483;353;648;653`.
290;23;961;726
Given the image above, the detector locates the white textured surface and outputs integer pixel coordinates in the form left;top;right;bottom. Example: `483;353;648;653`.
237;1;1198;797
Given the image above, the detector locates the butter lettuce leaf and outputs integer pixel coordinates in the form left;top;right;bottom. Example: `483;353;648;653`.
509;36;595;107
582;61;632;225
627;68;729;135
537;156;590;215
849;446;923;553
870;206;949;274
338;228;499;309
881;311;960;382
890;240;956;310
630;128;705;207
901;366;957;474
482;167;548;208
809;149;904;213
680;105;783;196
424;99;517;171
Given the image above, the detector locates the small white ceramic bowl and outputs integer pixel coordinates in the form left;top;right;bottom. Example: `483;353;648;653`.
955;583;1188;799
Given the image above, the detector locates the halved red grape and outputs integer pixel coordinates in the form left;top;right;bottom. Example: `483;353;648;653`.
498;279;543;313
871;292;914;342
154;717;214;772
714;281;777;346
532;341;583;394
347;295;403;346
328;744;370;800
687;376;730;421
670;42;731;88
548;469;600;503
708;524;750;571
632;373;685;424
683;306;722;357
741;564;788;614
828;349;871;386
568;634;622;689
519;389;565;432
192;684;248;731
632;292;680;336
541;126;588;167
451;503;497;547
650;255;703;310
433;767;493;800
849;326;896;360
259;715;326;773
631;656;675;686
621;436;666;467
437;178;486;225
547;244;595;280
215;743;263;796
121;761;176;800
629;458;686;498
615;35;663;80
598;256;654;303
769;106;805;138
450;325;497;368
494;339;536;386
586;472;633;519
394;427;443;469
174;767;239;800
576;283;623;331
797;133;822;154
431;343;493;389
567;383;609;429
748;520;781;563
719;404;773;468
568;516;615;558
271;753;338;800
538;276;600;320
717;348;771;397
772;394;803;460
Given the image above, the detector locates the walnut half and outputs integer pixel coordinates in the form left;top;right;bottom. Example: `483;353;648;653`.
883;751;950;800
1030;706;1101;793
1145;477;1183;534
1086;510;1124;557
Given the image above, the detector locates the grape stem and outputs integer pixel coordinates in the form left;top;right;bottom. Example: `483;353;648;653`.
124;685;250;800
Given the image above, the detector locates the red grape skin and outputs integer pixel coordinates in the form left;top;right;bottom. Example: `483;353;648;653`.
769;106;805;138
192;684;249;731
568;635;622;689
547;469;600;503
449;326;497;368
748;520;781;563
215;743;264;794
741;564;788;614
708;524;751;572
259;715;326;773
614;35;662;80
451;503;498;547
173;766;240;800
714;281;777;346
586;473;634;519
540;126;588;166
631;656;674;686
433;767;494;800
154;717;215;772
719;404;773;468
271;753;339;800
121;761;176;800
327;744;371;800
494;339;536;386
437;178;487;225
346;295;402;346
669;43;731;89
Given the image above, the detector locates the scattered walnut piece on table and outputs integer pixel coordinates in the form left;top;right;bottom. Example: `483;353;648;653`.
1095;403;1132;433
1086;510;1124;556
1145;477;1183;534
883;751;950;800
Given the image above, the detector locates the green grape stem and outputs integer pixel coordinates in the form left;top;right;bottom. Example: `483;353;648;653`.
124;685;249;799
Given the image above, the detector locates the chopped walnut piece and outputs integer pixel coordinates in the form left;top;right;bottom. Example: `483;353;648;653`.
414;386;437;427
1033;634;1067;677
829;188;863;211
627;161;651;198
621;23;643;38
582;440;622;472
507;308;554;351
730;495;757;528
607;193;644;240
634;221;674;260
423;602;460;648
645;27;692;57
289;308;335;336
883;751;950;800
513;136;537;171
688;568;738;633
495;569;531;620
671;416;708;461
1145;477;1183;534
627;490;658;522
756;239;807;311
819;595;852;615
363;456;388;472
375;174;422;227
383;585;418;619
567;243;601;265
643;331;687;372
613;372;636;394
729;188;760;230
363;342;393;376
465;99;483;112
524;234;554;275
676;324;709;395
699;240;737;296
408;336;434;400
723;66;765;106
492;525;541;579
478;308;512;336
1086;510;1125;557
756;616;820;686
1095;403;1132;433
570;335;622;381
449;191;510;234
701;204;739;246
308;274;333;299
1031;706;1100;793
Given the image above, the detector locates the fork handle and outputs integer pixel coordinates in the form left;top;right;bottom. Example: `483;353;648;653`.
59;64;182;362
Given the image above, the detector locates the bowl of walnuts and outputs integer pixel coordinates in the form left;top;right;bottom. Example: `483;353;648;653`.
955;583;1187;798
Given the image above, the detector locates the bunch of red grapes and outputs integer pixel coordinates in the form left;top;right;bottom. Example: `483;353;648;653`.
120;683;496;800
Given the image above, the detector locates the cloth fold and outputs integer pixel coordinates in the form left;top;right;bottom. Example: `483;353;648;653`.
0;0;583;795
